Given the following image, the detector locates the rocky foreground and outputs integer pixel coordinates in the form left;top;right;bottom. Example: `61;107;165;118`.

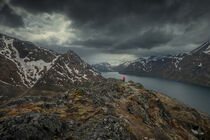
0;79;210;140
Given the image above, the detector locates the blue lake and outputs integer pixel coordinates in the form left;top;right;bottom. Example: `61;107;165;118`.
102;72;210;115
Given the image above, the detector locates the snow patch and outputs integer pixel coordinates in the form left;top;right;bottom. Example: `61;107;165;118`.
89;69;99;76
73;68;79;75
82;74;88;80
204;44;210;54
0;37;60;88
65;63;72;74
173;57;183;69
198;63;202;67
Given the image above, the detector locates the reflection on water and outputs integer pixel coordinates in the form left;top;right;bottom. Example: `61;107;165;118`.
102;72;210;115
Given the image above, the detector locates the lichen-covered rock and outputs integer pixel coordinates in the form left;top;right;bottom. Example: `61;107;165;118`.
77;116;136;140
0;113;64;140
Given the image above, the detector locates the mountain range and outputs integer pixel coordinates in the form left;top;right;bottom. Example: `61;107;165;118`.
0;34;210;139
93;41;210;87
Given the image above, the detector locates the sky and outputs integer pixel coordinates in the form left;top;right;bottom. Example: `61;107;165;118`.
0;0;210;65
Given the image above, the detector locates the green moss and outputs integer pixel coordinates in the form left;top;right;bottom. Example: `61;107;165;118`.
74;89;85;96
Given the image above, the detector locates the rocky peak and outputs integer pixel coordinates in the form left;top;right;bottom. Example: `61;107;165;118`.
0;33;102;97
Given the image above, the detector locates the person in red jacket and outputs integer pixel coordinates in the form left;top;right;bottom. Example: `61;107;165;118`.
123;76;125;82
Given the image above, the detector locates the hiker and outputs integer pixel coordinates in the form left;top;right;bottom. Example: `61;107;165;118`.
123;76;125;82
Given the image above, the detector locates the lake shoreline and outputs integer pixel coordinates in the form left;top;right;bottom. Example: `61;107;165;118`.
102;72;210;115
118;71;210;89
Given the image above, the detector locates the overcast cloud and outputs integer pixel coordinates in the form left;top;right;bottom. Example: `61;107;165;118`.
0;0;210;64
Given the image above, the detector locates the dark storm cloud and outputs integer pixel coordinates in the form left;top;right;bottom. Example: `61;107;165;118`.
0;4;24;28
7;0;210;57
71;29;173;52
10;0;210;25
114;29;173;50
71;39;114;48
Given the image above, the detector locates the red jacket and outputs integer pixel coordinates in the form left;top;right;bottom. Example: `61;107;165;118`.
123;77;125;80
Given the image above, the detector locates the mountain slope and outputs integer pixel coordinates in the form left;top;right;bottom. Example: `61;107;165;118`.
0;33;102;98
191;41;210;54
31;50;102;94
0;34;57;88
120;42;210;87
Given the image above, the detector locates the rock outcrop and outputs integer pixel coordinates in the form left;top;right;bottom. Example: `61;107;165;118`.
0;79;209;139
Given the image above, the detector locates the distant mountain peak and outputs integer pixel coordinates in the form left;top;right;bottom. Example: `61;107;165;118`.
92;62;113;72
191;41;210;54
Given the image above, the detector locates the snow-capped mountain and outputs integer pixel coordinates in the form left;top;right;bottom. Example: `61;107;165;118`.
119;42;210;87
92;62;133;72
32;50;102;92
190;41;210;54
0;34;58;88
0;33;102;97
92;62;115;72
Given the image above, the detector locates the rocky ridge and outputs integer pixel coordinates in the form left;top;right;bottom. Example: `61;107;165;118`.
0;79;210;139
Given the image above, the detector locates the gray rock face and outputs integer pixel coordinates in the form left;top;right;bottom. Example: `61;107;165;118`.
0;113;64;140
91;78;125;106
78;116;136;140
